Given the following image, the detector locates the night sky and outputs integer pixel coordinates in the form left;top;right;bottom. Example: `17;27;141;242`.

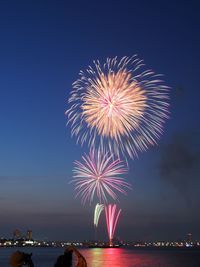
0;0;200;242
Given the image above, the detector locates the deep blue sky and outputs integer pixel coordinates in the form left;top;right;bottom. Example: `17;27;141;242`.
0;0;200;241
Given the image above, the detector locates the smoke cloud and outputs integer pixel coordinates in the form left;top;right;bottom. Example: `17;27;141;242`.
159;130;200;203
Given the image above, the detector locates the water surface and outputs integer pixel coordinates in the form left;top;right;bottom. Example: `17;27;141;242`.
0;247;200;267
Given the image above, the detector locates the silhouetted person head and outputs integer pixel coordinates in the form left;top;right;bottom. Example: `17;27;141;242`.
10;251;34;267
54;247;73;267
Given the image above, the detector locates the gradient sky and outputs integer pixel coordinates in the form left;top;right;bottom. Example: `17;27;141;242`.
0;0;200;241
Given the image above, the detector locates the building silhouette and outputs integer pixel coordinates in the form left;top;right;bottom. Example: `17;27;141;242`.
13;229;21;240
187;233;192;243
26;230;33;240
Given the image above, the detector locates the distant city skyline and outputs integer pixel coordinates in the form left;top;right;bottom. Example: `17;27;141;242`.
1;229;200;248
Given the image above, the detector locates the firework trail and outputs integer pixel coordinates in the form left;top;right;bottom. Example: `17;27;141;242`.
94;203;104;227
71;149;131;205
105;204;121;246
66;55;169;158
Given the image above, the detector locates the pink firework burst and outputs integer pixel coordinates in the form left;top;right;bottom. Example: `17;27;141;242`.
71;149;131;205
105;204;121;246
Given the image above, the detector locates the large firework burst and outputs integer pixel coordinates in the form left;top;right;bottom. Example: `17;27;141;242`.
66;56;169;158
71;149;131;205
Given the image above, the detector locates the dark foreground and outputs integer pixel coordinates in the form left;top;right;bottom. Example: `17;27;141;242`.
1;247;200;267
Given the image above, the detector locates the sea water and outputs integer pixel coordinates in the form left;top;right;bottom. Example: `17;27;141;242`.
0;247;200;267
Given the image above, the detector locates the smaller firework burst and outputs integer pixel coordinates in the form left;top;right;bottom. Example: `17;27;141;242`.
71;149;131;205
105;204;121;246
94;203;104;227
